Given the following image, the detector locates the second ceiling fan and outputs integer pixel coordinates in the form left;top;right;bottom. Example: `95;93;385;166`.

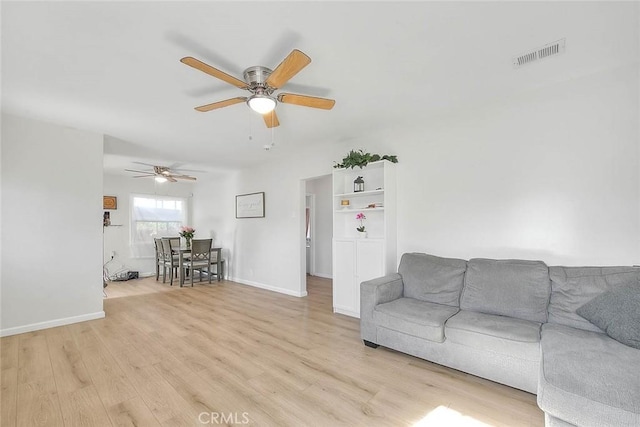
125;165;197;183
181;49;335;128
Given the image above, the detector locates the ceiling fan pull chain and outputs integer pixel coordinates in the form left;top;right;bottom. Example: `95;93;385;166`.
271;120;275;149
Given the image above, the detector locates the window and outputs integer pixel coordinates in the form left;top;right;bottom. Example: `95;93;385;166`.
130;194;188;257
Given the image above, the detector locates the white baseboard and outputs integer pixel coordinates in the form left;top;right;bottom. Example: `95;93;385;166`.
0;311;106;337
333;306;360;318
311;272;332;279
228;277;308;297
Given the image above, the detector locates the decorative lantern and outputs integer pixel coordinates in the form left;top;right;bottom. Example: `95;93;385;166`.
354;176;364;193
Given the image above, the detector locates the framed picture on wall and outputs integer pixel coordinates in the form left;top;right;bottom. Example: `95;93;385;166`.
103;196;117;210
236;192;265;218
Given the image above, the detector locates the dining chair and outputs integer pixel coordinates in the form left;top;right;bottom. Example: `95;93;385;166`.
181;238;213;287
162;237;180;253
166;235;191;275
153;238;165;281
209;248;226;281
160;238;179;286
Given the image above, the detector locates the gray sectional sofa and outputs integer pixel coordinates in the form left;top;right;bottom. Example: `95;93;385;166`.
360;253;640;427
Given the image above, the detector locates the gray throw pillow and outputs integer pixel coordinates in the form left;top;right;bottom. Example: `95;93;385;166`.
576;282;640;349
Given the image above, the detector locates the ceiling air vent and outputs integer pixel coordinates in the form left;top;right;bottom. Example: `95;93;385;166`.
513;38;565;68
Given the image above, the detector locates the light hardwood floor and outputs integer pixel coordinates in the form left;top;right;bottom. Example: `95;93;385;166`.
102;273;184;298
1;276;543;426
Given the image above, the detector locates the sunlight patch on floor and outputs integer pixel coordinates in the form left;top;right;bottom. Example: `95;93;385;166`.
413;405;494;427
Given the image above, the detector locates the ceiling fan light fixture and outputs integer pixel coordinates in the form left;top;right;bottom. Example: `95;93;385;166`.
247;94;276;114
155;176;168;183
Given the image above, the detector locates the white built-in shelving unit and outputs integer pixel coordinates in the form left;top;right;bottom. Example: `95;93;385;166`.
332;160;397;317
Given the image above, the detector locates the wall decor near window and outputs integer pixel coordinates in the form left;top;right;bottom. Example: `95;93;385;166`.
103;196;117;210
236;192;265;218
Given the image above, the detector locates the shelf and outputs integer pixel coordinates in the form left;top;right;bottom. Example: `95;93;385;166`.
333;160;386;173
332;160;396;318
335;189;384;197
333;237;384;242
335;208;384;213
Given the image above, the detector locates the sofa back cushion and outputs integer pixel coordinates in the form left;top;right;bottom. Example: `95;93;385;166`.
548;266;639;332
460;258;551;323
398;253;467;307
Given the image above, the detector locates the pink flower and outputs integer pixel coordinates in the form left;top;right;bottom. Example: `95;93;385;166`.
356;213;366;232
179;225;195;238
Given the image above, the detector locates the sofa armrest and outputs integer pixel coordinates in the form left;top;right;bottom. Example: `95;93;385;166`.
361;273;404;309
360;273;404;342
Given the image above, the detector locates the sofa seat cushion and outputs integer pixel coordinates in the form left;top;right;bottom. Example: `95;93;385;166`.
374;298;459;343
445;310;541;361
538;323;640;426
398;253;467;307
461;258;551;323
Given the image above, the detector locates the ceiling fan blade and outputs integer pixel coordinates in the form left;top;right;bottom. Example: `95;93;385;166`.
263;110;280;128
166;176;178;183
195;97;247;112
278;93;335;110
265;49;311;89
132;161;160;168
166;163;208;174
171;175;197;181
125;169;154;174
180;57;248;89
173;168;207;174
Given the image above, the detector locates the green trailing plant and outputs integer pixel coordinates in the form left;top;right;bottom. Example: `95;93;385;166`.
333;149;398;169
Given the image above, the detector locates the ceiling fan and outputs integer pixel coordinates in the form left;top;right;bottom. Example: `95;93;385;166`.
125;165;197;183
180;49;335;128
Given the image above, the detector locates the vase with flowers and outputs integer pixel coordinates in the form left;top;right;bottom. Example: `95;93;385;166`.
179;226;195;248
356;212;367;238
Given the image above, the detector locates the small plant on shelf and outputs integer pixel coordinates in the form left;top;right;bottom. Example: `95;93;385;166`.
334;149;398;169
356;212;366;232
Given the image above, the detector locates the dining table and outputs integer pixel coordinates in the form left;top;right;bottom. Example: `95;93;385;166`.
177;246;223;285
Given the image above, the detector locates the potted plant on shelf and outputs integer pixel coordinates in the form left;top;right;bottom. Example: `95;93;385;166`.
356;212;367;238
334;149;398;169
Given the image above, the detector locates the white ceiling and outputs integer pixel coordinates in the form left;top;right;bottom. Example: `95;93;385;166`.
2;2;638;175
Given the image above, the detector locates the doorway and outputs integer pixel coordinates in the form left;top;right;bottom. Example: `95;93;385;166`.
306;194;315;275
302;174;333;298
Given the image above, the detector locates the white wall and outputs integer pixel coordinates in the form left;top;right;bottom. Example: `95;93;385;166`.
213;63;639;297
1;114;105;336
102;173;195;277
191;171;238;278
231;164;316;296
306;175;333;278
190;148;340;297
394;64;639;265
